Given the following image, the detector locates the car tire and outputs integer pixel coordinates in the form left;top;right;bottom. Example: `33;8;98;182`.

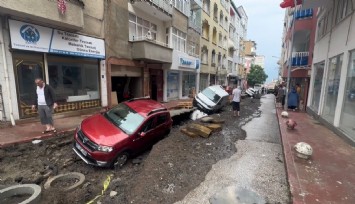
112;152;129;169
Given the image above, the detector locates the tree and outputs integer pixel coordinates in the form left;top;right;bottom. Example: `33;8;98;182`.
247;65;268;87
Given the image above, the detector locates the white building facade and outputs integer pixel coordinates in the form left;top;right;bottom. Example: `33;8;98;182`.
306;0;355;144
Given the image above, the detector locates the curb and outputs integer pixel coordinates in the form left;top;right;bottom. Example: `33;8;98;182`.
0;128;76;148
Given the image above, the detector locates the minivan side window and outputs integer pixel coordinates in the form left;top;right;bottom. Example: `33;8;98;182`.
141;118;155;133
156;114;167;126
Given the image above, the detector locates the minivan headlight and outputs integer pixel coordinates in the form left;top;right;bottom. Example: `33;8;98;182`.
98;145;113;152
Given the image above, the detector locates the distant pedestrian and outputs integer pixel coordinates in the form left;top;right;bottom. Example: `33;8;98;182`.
231;86;242;117
277;84;286;108
288;87;299;111
31;78;58;133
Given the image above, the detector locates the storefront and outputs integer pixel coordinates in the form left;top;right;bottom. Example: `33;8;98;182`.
167;50;199;100
8;19;105;119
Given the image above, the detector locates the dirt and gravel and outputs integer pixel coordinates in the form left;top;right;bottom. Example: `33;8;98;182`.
0;98;261;204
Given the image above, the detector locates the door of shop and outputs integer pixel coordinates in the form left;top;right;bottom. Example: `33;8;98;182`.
150;69;163;102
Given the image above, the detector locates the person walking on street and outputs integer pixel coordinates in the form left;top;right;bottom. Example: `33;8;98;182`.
277;84;286;108
231;86;242;117
31;78;58;133
288;87;299;111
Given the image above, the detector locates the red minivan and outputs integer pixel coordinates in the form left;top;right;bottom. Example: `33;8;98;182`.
73;98;173;168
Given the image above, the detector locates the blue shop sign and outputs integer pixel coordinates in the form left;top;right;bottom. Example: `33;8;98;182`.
179;57;196;69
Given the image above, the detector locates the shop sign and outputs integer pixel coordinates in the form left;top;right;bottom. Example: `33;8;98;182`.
9;19;105;59
179;56;196;69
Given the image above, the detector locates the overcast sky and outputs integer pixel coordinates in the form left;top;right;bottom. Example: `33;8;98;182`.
235;0;285;83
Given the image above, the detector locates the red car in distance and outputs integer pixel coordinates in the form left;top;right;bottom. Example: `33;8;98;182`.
73;98;173;168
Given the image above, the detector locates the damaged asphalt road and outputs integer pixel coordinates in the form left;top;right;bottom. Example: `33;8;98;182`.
0;97;288;204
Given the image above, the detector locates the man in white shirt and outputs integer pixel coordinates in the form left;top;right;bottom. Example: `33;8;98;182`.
231;86;242;117
32;78;58;133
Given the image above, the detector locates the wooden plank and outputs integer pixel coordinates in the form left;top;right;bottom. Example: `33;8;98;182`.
180;128;198;138
205;124;222;131
186;123;212;138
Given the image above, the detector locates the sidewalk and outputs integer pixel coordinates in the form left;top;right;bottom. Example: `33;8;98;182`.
0;99;193;147
276;108;355;204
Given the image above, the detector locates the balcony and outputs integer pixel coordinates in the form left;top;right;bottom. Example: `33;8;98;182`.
292;52;309;66
133;0;173;19
131;36;173;63
295;9;313;20
0;0;84;30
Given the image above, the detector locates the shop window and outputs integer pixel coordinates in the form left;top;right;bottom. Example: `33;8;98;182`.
47;56;99;103
13;52;44;118
167;71;179;99
182;72;196;98
310;62;325;112
340;50;355;138
322;54;343;123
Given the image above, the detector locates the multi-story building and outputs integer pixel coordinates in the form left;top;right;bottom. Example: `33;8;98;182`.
301;0;355;144
0;0;105;124
254;55;265;68
244;40;257;74
199;0;230;91
236;6;248;89
227;1;240;87
279;2;317;110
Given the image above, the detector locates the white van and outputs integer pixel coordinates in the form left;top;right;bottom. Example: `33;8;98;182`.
193;85;230;113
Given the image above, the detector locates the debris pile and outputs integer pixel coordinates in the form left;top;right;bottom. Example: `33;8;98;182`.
180;116;224;138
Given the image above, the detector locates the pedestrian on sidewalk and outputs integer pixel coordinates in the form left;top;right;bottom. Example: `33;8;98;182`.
231;85;241;117
31;78;58;133
277;84;286;108
288;87;299;111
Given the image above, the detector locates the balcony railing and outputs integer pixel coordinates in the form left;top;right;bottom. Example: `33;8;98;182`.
188;19;202;34
151;0;173;15
131;36;170;48
292;52;309;66
295;9;313;19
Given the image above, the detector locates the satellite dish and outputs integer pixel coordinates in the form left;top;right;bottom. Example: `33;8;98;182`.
146;31;152;40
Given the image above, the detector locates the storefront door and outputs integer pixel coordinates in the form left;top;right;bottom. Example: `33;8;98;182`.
13;52;44;118
150;69;163;102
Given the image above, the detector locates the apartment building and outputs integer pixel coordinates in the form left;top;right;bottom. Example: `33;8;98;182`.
244;40;257;74
0;0;105;124
254;55;265;68
227;1;240;87
280;2;317;111
303;0;355;144
199;0;230;91
236;6;248;89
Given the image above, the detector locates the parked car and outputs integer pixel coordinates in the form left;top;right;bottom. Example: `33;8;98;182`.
348;89;355;100
193;85;229;113
73;98;173;168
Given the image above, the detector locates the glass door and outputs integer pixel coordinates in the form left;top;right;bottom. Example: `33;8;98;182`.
13;52;44;118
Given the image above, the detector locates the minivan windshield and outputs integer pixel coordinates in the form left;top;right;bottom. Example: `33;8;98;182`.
104;103;145;134
202;88;221;103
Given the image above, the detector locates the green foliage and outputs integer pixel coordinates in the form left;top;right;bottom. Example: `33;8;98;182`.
247;65;268;86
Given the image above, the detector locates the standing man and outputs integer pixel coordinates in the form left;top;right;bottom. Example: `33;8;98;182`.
31;78;58;133
231;85;242;117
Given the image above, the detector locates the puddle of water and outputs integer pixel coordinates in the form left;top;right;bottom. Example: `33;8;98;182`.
209;186;266;204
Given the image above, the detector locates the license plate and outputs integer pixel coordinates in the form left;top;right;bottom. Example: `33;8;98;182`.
76;142;87;156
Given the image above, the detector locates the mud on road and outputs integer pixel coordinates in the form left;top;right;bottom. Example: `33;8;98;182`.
0;98;261;204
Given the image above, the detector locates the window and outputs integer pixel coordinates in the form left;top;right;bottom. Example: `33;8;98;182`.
201;47;208;64
340;50;355;138
220;12;224;27
172;28;186;52
223;36;227;49
212;27;217;44
141;118;155;133
310;62;325;112
213;4;218;21
225;17;228;29
173;0;189;14
203;0;210;15
202;21;209;40
322;54;343;123
129;13;157;41
211;50;216;65
335;0;353;23
218;33;222;47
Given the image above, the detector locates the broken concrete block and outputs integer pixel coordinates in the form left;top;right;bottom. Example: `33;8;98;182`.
186;124;212;138
211;119;225;124
180;128;198;138
205;124;222;131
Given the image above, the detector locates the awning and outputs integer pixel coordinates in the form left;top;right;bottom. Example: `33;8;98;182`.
280;0;302;8
301;0;332;9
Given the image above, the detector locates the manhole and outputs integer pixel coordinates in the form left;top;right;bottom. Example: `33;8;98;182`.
0;184;41;204
210;186;266;204
44;172;85;192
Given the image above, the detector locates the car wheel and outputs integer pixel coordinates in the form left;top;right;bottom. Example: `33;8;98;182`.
112;152;129;169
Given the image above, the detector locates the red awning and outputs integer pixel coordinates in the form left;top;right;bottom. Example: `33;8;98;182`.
280;0;302;8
